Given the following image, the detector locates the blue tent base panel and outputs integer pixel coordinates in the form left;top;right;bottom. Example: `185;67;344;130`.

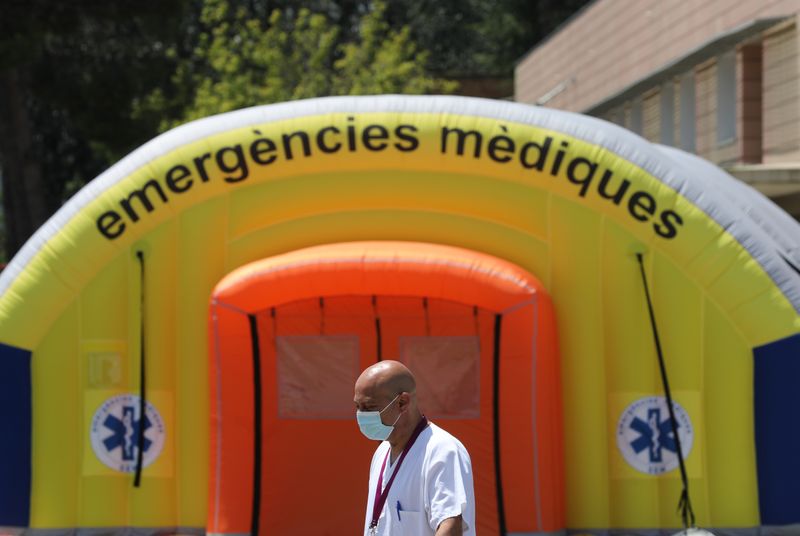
563;527;800;536
754;332;800;526
0;341;31;528
0;527;206;536
1;525;798;536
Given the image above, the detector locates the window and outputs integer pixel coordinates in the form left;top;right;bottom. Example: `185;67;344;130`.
629;97;643;134
608;106;624;126
680;72;696;151
399;336;480;418
716;51;737;144
276;335;359;418
660;81;675;145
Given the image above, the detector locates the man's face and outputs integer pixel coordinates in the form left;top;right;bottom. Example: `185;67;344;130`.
354;380;400;426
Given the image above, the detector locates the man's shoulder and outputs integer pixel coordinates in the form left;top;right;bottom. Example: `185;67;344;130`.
427;421;465;445
425;422;470;459
369;441;390;467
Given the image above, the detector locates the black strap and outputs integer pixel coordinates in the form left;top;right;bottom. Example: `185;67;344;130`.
372;296;382;361
636;253;695;529
133;250;146;488
780;253;800;277
492;314;507;535
248;314;263;536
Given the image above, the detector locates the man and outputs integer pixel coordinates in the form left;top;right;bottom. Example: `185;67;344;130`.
354;360;475;535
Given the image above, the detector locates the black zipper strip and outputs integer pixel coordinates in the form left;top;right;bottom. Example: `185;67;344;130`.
636;253;695;530
133;250;146;488
492;314;507;535
372;296;382;361
248;314;263;536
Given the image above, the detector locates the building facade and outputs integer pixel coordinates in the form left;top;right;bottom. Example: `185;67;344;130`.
515;0;800;220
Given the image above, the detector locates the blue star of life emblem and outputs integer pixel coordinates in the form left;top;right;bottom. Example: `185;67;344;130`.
616;396;693;475
102;405;153;461
90;394;165;473
628;407;679;463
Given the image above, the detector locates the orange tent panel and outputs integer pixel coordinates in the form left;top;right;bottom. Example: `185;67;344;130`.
208;241;563;535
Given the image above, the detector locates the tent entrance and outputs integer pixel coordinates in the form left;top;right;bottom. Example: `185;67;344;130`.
208;242;564;536
251;296;500;535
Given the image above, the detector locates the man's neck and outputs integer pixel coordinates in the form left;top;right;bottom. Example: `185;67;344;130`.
388;411;423;464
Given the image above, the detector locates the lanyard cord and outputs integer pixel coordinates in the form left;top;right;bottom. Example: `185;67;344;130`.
636;253;695;529
133;250;146;488
370;416;429;530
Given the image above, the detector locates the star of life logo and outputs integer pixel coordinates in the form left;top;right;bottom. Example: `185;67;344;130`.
90;394;165;473
616;396;693;475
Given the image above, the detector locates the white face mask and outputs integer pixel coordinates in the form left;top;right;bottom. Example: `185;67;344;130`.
356;394;401;441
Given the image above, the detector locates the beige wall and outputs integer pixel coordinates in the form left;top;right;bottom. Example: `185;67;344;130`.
670;78;681;148
738;42;763;163
762;21;800;162
515;0;800;219
696;60;714;159
642;88;660;141
516;0;800;111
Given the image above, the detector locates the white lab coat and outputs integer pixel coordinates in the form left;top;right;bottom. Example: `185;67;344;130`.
364;422;475;535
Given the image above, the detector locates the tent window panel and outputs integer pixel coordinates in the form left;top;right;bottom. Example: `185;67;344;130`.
276;335;359;419
399;336;480;419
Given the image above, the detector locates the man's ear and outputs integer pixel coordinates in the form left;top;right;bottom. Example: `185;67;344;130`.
397;392;409;411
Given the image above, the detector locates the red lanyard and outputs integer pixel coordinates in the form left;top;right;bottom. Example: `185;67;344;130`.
369;416;428;531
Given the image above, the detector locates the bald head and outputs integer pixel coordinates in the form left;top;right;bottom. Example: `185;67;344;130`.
354;360;424;446
356;360;416;398
354;360;416;411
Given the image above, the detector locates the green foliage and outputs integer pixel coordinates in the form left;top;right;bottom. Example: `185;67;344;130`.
0;0;587;258
0;1;187;256
380;0;590;77
136;0;456;131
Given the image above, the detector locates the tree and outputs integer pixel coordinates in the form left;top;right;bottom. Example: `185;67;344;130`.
377;0;592;77
0;0;588;261
135;0;455;130
0;1;185;260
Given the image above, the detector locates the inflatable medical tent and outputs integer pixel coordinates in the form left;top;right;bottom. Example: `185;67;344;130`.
0;95;798;536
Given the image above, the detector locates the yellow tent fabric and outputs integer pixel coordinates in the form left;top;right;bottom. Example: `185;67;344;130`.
0;96;798;535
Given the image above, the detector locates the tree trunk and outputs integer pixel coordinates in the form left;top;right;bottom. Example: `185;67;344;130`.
0;67;50;261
